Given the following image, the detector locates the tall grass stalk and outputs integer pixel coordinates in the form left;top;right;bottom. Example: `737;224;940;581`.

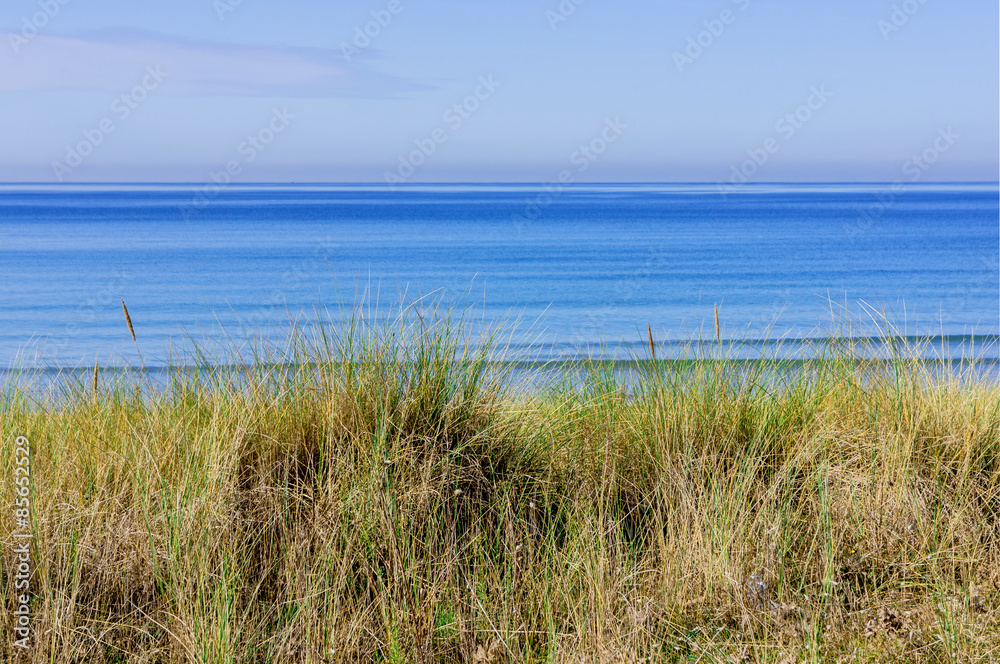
1;303;998;663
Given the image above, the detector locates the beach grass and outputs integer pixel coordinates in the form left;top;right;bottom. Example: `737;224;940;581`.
2;305;999;663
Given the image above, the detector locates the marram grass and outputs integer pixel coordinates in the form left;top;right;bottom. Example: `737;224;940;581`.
2;308;999;663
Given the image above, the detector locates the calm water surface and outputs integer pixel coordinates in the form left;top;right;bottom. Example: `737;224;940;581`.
1;183;997;368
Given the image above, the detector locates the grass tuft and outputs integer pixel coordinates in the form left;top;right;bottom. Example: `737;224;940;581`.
2;303;999;662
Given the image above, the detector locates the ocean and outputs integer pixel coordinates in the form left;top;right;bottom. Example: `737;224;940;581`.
1;183;997;369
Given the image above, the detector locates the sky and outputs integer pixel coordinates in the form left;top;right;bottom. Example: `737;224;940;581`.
0;0;996;183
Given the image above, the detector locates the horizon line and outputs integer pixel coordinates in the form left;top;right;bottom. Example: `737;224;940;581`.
1;181;998;187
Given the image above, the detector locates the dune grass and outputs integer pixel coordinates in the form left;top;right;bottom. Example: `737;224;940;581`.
1;306;999;663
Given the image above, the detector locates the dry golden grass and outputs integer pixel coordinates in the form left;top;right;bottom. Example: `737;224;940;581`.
1;309;998;663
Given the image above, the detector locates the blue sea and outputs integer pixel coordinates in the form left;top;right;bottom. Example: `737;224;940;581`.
1;183;997;369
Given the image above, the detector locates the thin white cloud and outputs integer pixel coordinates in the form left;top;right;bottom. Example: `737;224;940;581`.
0;29;424;97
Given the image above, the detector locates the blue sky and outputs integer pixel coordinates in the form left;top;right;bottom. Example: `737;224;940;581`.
0;0;996;183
